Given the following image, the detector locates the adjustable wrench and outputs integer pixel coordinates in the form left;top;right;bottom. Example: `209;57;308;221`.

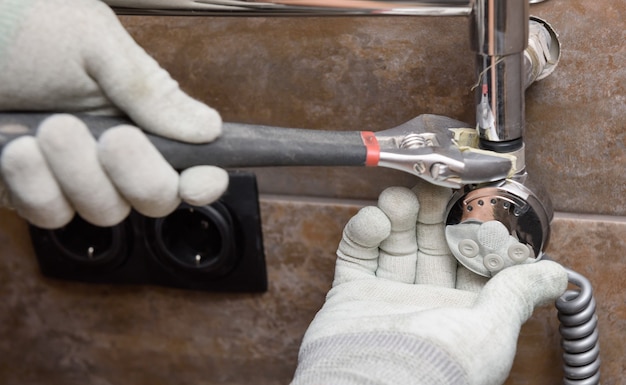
0;113;513;188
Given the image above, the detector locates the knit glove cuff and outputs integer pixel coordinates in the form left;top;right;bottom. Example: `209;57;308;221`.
293;331;468;385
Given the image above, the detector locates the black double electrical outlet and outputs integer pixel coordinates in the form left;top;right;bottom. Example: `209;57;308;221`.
28;171;267;292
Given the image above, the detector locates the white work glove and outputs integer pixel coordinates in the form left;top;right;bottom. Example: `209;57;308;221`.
292;182;568;385
0;0;226;229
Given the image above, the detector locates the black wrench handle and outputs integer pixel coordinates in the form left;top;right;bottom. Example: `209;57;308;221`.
0;113;375;170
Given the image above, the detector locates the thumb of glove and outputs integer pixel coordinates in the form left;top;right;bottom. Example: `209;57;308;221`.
0;0;221;143
82;1;222;143
474;260;568;324
452;260;568;384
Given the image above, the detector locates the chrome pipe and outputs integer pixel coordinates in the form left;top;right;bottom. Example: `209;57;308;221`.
106;0;474;16
470;0;529;56
475;52;525;149
471;0;529;150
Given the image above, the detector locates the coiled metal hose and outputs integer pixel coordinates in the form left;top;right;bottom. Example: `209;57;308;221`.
556;267;601;385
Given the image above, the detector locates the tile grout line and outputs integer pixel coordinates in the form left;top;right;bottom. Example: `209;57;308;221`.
260;194;376;208
260;194;626;224
553;211;626;224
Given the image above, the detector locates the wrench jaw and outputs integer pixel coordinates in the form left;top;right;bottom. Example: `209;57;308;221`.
377;148;512;189
377;148;465;189
373;115;514;188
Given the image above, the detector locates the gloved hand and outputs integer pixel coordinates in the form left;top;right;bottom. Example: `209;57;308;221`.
0;0;226;229
292;182;568;385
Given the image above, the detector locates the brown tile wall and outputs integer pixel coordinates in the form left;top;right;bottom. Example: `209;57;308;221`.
1;0;625;384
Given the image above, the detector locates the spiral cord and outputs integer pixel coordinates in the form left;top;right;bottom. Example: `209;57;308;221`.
555;268;601;385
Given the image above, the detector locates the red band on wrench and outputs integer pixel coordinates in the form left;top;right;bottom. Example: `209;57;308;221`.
360;131;380;167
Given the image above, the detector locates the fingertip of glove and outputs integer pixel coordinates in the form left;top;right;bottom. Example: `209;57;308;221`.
532;259;569;297
172;104;222;143
481;260;568;310
179;166;229;206
345;206;391;248
140;102;222;144
36;114;87;138
198;106;222;142
24;206;75;230
377;186;419;231
200;106;223;142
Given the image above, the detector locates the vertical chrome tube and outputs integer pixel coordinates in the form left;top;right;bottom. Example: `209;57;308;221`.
475;53;525;149
471;0;529;152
